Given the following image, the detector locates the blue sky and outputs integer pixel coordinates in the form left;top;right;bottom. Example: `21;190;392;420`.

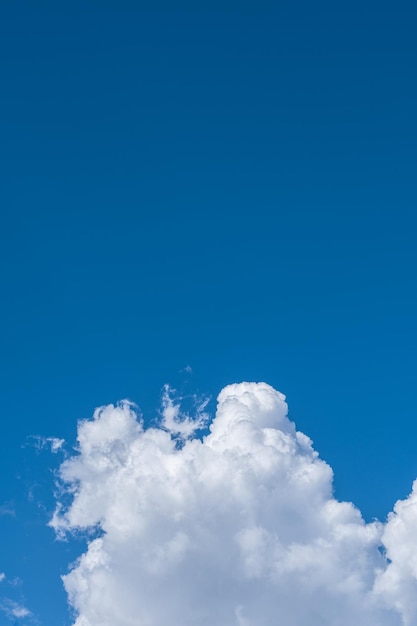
1;1;417;624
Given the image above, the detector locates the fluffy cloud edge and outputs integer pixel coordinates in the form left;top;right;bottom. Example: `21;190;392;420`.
50;382;417;626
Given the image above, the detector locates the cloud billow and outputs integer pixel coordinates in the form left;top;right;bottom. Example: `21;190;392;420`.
51;382;417;626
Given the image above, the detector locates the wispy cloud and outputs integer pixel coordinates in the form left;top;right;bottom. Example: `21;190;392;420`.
0;599;31;621
160;384;210;438
26;435;65;453
0;502;16;518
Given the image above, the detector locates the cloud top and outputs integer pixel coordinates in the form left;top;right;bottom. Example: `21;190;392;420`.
52;382;417;626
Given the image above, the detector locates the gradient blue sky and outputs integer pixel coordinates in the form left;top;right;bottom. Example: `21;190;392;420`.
1;1;417;623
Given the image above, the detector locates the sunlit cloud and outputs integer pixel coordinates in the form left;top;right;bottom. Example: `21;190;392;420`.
52;382;417;626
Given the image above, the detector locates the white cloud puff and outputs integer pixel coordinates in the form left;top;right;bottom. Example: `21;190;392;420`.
52;382;417;626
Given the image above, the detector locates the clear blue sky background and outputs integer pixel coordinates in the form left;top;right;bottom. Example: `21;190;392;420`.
1;1;417;623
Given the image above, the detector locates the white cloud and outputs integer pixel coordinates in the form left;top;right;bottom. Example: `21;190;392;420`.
374;481;417;623
160;384;209;438
0;599;31;620
49;437;65;452
10;604;31;619
28;435;65;453
52;382;417;626
0;573;5;582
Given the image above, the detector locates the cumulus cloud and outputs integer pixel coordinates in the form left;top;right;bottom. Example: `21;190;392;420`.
52;382;417;626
